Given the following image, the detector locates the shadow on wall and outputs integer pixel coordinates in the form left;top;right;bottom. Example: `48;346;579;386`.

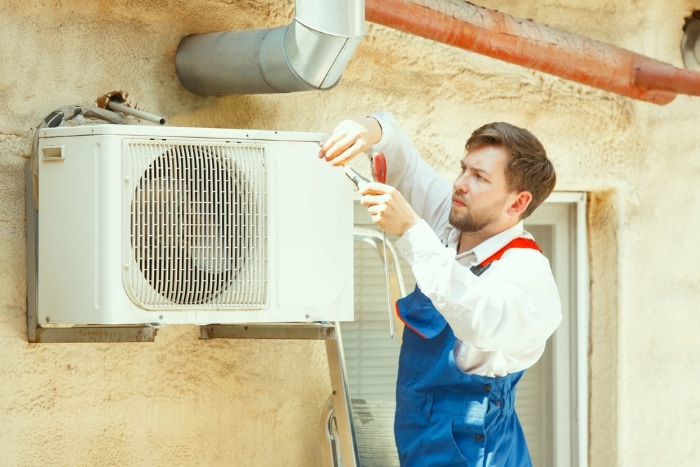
586;189;619;466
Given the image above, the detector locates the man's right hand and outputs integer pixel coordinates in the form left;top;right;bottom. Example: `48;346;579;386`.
360;182;420;237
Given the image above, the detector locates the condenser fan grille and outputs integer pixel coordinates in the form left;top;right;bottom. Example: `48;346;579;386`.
124;140;268;309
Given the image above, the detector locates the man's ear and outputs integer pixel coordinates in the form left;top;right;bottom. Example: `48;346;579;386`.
508;191;532;217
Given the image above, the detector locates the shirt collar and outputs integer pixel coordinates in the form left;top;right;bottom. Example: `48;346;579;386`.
451;221;529;265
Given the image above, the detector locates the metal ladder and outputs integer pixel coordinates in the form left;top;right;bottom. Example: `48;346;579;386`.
320;227;407;467
320;323;401;467
320;323;361;467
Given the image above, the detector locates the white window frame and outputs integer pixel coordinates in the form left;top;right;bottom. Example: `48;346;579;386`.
524;192;589;467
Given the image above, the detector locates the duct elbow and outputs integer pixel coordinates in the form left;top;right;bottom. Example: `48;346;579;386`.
276;20;364;92
176;3;365;96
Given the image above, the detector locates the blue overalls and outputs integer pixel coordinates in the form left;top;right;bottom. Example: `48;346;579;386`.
394;238;540;467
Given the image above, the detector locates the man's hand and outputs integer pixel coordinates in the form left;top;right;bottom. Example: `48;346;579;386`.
360;182;420;237
318;116;382;166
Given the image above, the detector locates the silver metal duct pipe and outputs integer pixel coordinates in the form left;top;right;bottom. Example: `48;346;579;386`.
175;0;365;96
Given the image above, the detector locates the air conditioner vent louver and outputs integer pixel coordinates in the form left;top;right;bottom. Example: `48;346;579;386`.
126;141;268;309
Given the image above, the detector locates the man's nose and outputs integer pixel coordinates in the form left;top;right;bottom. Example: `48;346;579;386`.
453;173;469;193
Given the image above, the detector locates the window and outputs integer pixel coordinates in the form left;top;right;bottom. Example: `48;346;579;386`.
343;193;588;467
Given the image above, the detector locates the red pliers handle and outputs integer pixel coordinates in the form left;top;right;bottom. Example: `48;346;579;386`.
371;152;387;183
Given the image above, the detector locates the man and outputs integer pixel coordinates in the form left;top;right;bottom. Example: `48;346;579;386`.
319;112;561;466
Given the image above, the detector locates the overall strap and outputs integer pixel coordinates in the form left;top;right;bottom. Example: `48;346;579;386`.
470;237;542;277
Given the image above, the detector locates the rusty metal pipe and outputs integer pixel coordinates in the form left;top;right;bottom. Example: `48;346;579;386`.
633;62;700;96
365;0;699;105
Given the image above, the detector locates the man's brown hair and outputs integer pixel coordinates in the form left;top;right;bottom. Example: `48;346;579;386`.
466;122;556;219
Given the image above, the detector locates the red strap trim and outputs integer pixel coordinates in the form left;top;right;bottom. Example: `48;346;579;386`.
395;301;428;339
479;237;541;268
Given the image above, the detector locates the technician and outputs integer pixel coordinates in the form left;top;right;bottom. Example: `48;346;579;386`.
319;111;562;466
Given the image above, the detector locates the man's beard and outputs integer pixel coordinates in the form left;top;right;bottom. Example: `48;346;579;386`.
449;209;488;232
448;197;501;233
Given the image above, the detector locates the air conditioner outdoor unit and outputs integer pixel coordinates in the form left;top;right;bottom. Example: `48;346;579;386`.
29;124;353;326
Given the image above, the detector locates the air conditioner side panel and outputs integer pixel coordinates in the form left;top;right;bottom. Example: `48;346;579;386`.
37;134;139;325
267;140;354;322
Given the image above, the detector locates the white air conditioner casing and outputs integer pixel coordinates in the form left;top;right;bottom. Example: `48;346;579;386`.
31;124;353;326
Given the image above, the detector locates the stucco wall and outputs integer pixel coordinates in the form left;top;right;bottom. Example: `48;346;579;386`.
2;1;700;466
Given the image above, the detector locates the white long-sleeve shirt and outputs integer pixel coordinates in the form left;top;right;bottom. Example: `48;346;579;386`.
371;111;562;377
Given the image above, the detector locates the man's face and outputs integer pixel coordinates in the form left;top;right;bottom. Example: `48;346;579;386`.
449;145;516;233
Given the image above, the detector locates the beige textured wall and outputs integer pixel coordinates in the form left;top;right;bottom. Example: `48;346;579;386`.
2;0;700;466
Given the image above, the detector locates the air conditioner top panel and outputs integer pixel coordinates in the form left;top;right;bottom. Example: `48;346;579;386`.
38;124;326;143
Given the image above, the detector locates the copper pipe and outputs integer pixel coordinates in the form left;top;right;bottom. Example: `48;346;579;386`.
365;0;697;105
